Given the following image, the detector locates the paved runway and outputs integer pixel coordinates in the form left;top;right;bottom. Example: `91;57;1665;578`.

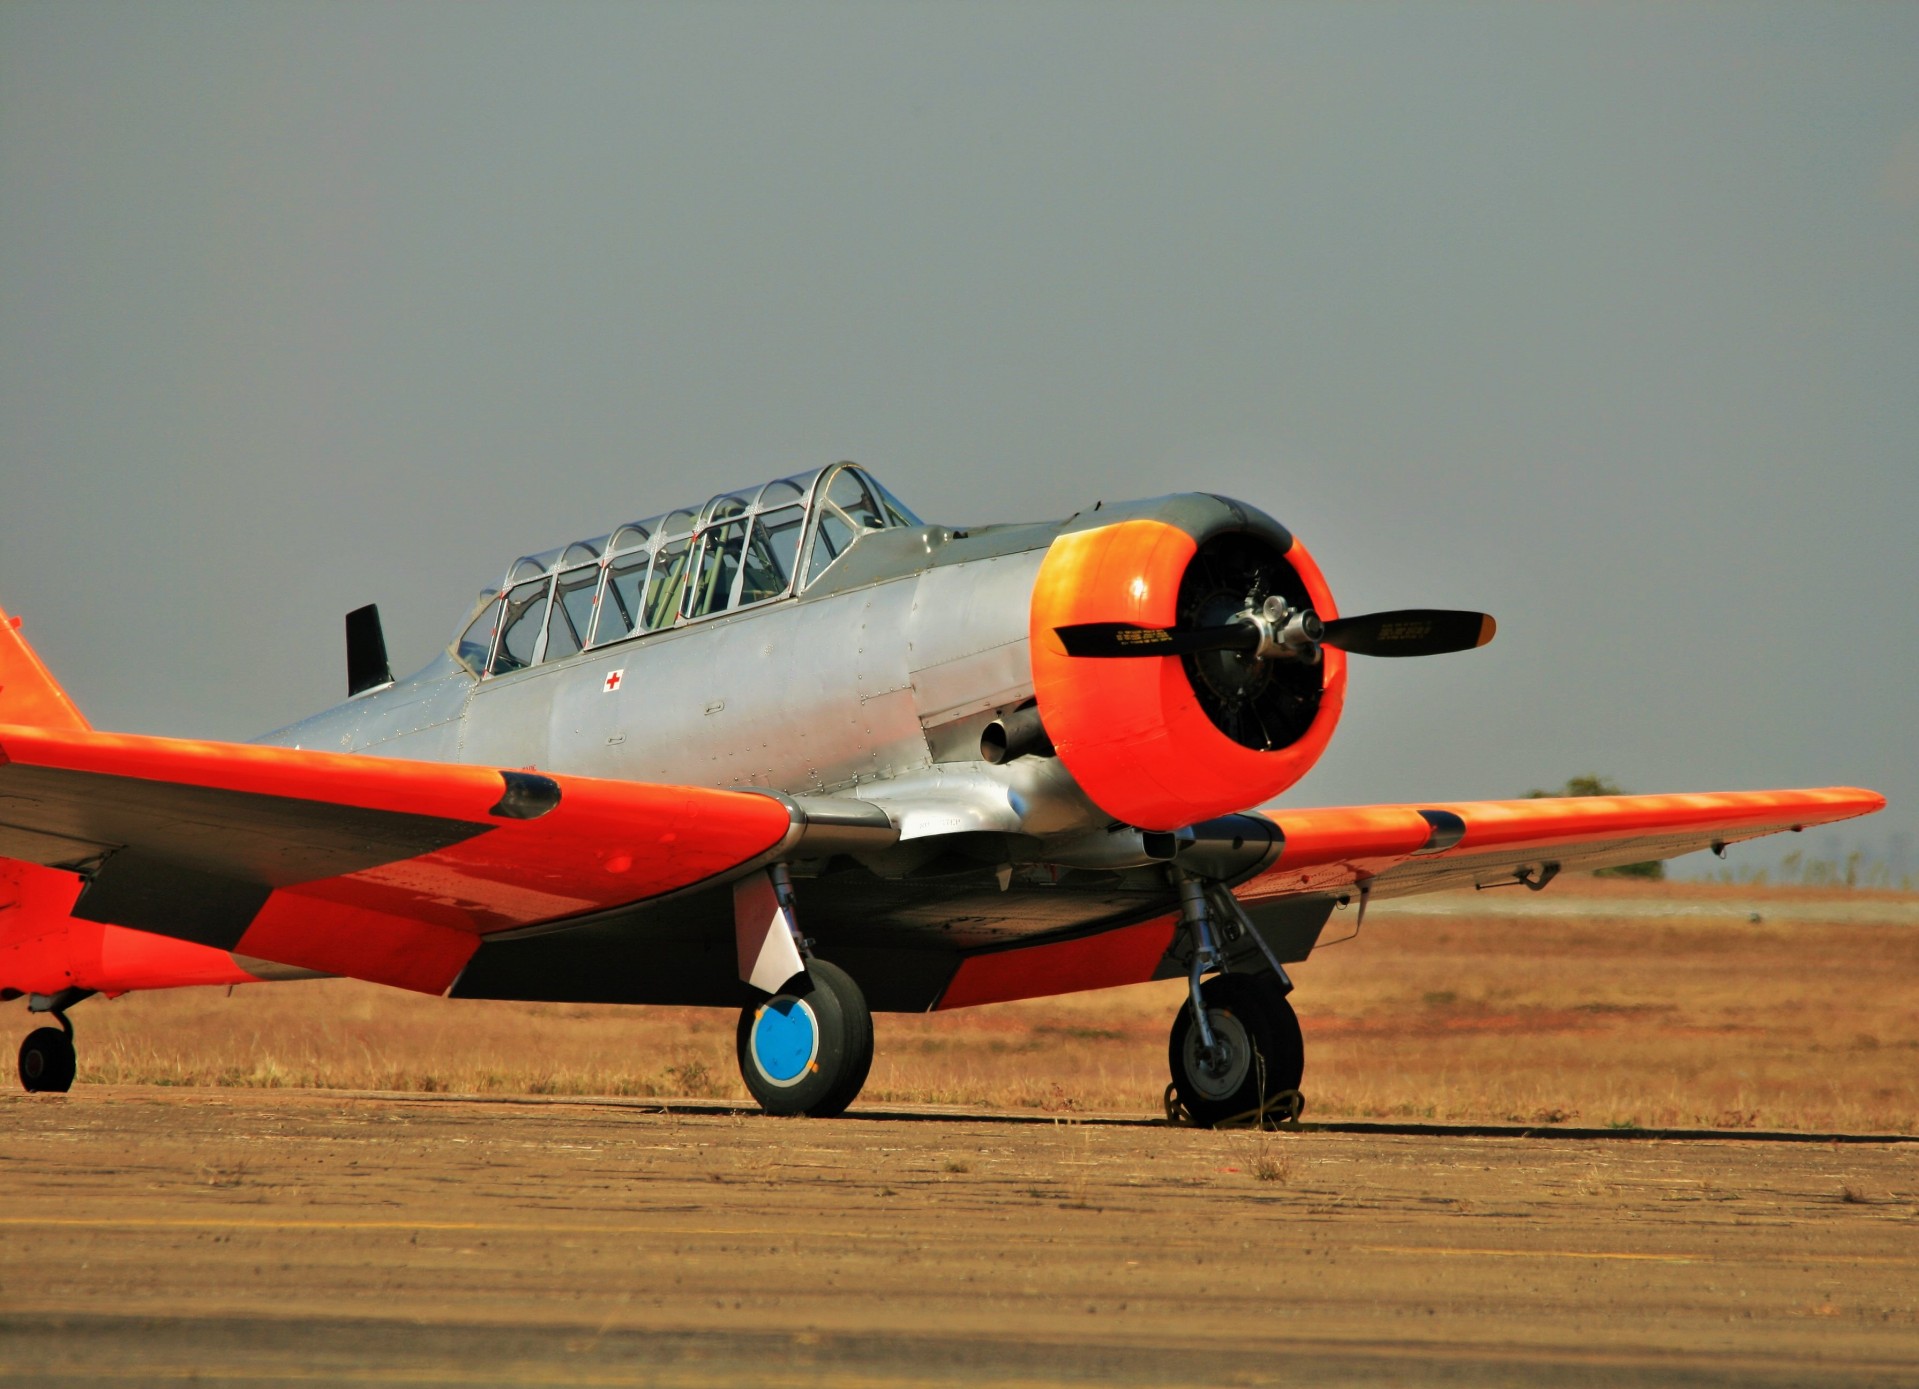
2;1088;1915;1386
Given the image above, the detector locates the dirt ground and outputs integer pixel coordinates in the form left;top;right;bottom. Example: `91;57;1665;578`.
2;1089;1917;1387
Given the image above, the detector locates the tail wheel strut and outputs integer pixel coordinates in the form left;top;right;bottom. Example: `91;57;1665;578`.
17;987;91;1094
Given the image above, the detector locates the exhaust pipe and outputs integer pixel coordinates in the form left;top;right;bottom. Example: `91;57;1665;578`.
980;705;1054;765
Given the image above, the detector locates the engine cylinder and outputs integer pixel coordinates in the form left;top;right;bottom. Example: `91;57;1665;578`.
1026;496;1345;831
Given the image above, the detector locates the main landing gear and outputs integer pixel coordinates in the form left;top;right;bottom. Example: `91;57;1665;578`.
1164;874;1305;1127
723;864;1296;1126
736;960;874;1118
17;988;91;1094
730;869;872;1117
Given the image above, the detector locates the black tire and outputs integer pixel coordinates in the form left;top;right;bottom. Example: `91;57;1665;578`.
1248;971;1304;1096
19;1026;76;1094
1167;973;1303;1127
736;959;874;1118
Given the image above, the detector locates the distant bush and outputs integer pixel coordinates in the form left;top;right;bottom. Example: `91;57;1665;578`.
1524;775;1666;880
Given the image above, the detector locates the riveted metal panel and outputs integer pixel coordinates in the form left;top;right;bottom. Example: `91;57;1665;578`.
905;550;1044;727
842;578;928;790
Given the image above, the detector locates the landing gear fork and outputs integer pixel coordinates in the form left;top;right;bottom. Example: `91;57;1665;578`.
1174;873;1224;1063
1173;872;1296;1062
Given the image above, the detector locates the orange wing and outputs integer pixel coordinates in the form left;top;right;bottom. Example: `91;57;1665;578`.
935;787;1885;1008
1238;787;1886;902
0;724;794;996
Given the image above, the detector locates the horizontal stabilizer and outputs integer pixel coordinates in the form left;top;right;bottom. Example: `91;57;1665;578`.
0;607;90;732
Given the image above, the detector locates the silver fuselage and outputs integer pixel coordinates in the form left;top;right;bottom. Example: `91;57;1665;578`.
260;521;1103;847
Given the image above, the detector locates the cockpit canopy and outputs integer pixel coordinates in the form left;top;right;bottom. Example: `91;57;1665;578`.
455;462;921;677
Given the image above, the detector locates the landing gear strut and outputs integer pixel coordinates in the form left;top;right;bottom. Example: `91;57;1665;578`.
18;988;90;1094
1164;873;1303;1126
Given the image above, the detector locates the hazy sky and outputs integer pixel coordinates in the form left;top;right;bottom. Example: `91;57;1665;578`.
3;3;1913;870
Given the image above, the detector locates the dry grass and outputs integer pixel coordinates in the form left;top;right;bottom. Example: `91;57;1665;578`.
33;882;1919;1133
1293;887;1919;1134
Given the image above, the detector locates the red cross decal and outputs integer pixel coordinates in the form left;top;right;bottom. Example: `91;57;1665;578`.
602;669;624;693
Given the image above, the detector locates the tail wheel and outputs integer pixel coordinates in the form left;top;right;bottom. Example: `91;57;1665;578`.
1167;973;1302;1127
735;959;874;1118
18;1027;77;1094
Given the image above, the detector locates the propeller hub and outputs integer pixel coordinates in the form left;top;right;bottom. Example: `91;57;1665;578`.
1244;597;1324;664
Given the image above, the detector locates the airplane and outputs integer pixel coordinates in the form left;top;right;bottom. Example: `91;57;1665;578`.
0;462;1884;1124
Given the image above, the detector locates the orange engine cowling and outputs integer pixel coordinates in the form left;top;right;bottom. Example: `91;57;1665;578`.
1028;496;1345;832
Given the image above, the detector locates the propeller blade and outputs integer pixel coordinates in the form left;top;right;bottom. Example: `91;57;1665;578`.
1054;622;1259;658
1056;609;1495;660
1319;609;1496;657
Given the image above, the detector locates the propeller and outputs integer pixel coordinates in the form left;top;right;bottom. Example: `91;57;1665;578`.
1055;602;1495;662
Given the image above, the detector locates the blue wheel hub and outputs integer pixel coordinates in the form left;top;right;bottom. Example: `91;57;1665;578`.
751;997;819;1086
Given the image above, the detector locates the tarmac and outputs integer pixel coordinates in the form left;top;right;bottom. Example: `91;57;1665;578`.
2;1087;1916;1387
